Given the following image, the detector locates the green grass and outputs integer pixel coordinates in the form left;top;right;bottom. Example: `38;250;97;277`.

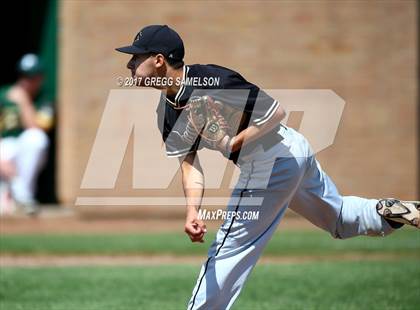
1;228;419;309
0;261;419;310
0;228;419;257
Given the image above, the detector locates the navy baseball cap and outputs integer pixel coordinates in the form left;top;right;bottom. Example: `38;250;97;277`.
115;25;184;61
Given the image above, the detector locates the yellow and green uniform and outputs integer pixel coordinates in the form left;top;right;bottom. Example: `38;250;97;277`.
0;85;24;138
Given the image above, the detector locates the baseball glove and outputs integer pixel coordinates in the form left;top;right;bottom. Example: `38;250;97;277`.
181;96;244;152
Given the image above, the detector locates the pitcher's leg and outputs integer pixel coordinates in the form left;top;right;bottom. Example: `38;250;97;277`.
187;193;287;310
337;196;397;238
289;155;395;239
187;153;307;309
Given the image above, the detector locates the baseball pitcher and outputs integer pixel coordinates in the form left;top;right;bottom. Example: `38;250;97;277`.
116;25;419;310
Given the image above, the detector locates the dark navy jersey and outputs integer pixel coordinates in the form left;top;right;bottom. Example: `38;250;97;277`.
156;64;282;164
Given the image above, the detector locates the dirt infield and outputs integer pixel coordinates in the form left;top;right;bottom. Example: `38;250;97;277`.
1;207;417;268
0;253;409;267
0;207;315;235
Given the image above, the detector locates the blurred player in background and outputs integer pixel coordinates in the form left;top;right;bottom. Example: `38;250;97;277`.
0;54;53;215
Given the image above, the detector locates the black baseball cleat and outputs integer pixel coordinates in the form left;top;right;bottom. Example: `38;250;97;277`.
376;199;420;228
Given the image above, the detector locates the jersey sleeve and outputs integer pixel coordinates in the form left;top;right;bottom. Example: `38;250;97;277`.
163;124;203;158
190;86;280;127
188;66;280;127
156;96;203;158
247;88;280;126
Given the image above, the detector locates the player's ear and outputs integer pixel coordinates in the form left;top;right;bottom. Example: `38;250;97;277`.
154;54;165;68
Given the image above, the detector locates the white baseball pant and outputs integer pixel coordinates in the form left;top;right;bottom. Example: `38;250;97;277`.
0;128;49;203
187;125;395;309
